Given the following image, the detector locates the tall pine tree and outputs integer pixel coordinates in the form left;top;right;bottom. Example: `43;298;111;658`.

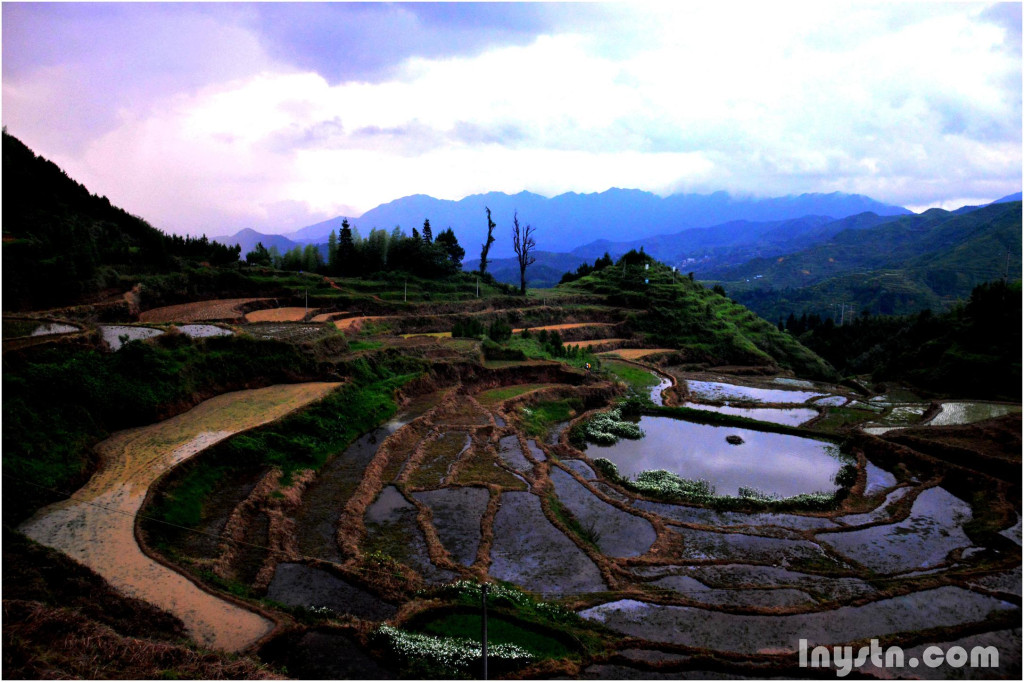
338;219;355;275
327;229;339;273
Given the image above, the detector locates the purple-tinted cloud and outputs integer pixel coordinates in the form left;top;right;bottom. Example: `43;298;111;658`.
248;2;557;84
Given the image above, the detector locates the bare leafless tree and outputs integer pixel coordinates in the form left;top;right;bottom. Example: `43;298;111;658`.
511;211;536;296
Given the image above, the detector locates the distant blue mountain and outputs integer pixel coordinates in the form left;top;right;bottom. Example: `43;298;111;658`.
219;228;299;255
991;191;1022;204
280;189;911;258
282;215;354;243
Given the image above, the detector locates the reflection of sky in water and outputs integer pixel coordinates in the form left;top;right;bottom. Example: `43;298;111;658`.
30;322;79;336
680;402;817;427
99;325;164;350
686;380;824;404
177;324;233;338
590;416;842;498
929;402;1020;426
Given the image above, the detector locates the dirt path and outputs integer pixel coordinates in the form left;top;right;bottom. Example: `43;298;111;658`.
19;382;340;652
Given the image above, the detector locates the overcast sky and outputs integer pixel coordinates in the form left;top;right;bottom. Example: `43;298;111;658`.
3;1;1021;236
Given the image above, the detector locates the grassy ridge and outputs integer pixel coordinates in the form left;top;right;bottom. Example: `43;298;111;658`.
557;252;835;378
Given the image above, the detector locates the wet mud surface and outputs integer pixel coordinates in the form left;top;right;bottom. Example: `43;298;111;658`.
19;382;340;652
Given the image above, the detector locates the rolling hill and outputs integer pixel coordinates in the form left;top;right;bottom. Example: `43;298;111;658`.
711;201;1023;320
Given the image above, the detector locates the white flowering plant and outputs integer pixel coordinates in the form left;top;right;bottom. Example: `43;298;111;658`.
579;408;645;445
371;624;533;675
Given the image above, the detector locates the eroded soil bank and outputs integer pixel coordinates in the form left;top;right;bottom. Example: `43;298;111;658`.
18;382;340;652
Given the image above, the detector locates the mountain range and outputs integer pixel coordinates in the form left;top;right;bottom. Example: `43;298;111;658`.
715;200;1023;320
214;188;912;258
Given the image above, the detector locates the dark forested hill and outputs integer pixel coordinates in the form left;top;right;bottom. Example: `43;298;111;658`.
710;201;1022;320
2;131;240;310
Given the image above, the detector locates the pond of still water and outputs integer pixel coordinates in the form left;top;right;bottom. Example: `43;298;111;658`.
685;380;825;404
588;416;843;498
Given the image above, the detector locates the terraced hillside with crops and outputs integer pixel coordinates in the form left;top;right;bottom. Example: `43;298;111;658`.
5;259;1020;679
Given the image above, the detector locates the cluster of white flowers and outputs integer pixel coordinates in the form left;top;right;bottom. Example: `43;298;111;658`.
373;624;533;672
308;605;338;617
594;457;839;508
439;581;574;621
582;408;645;445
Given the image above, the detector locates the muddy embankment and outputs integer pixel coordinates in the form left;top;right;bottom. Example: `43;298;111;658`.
18;382;340;653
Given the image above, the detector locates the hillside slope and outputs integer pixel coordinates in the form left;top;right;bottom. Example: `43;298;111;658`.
2;132;240;310
712;202;1022;319
554;252;836;379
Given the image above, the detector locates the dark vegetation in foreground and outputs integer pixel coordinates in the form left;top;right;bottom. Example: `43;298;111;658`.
790;280;1022;400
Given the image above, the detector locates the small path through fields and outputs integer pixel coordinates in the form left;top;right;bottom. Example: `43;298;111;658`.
19;382;340;652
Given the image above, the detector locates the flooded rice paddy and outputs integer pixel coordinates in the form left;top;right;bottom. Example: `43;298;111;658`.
99;324;164;350
176;323;234;338
29;321;79;336
266;563;397;620
821;487;974;573
19;382;340;651
680;402;818;427
55;370;1017;674
685;379;825;404
928;401;1022;426
588;416;844;497
579;587;1016;654
489;491;606;595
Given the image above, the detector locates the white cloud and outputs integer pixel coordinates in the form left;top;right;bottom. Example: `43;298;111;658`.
3;3;1019;235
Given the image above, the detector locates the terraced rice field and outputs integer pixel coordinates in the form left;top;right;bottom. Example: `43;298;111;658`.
19;382;340;652
335;315;392;331
242;323;328;343
133;371;1021;677
566;338;627;348
140;298;273;323
244;307;317;322
310;311;349;322
601;347;677;359
512;322;613;333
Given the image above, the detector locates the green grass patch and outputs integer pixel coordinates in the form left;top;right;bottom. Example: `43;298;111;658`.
517;399;582;438
419;613;571;659
811;407;875;434
603;360;660;394
2;318;42;338
348;339;383;351
547;494;602;550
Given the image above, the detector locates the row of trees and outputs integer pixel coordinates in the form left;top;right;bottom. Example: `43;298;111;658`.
246;218;465;278
244;207;539;294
